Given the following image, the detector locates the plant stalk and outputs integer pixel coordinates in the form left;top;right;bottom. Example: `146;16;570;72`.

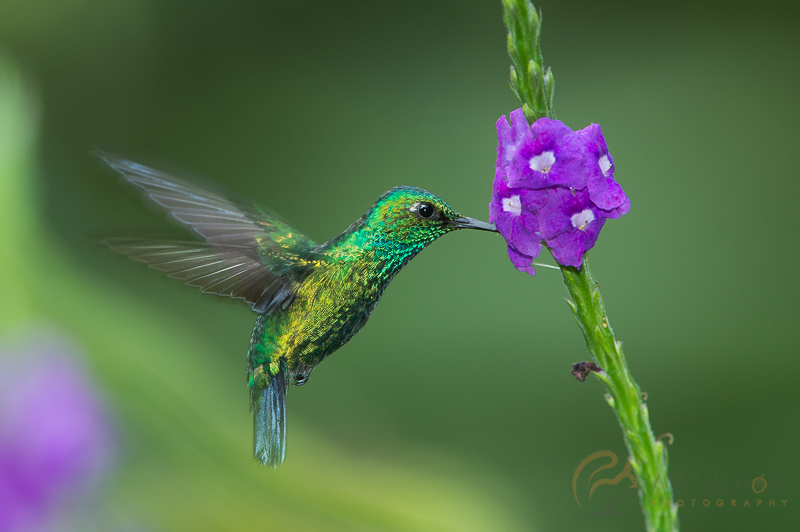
501;0;679;529
562;256;678;531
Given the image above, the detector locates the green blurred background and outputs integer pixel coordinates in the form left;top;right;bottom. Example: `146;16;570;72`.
1;0;798;530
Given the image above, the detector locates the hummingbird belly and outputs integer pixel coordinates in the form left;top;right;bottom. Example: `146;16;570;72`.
247;259;387;388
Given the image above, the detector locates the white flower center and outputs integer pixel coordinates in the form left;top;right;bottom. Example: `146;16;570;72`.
598;154;611;175
502;195;522;216
571;209;595;231
529;151;556;174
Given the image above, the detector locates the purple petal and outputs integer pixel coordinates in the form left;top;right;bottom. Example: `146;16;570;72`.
538;186;609;268
576;124;630;211
509;118;587;190
490;168;547;258
509;108;529;136
489;169;519;242
496;117;514;168
489;168;511;224
496;108;531;168
520;187;548;211
587;175;628;211
577;123;610;163
546;212;607;268
603;195;631;219
509;189;547;256
615;196;631;216
537;188;598;240
507;245;536;276
510;214;543;259
578;212;606;251
547;231;586;268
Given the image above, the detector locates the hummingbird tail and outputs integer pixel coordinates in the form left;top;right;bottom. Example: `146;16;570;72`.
252;369;287;468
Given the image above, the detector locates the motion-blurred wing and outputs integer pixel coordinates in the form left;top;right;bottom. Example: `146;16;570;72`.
103;239;299;313
99;152;323;313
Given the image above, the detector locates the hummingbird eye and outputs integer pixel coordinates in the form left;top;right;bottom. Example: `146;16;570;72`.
416;202;435;219
295;373;308;385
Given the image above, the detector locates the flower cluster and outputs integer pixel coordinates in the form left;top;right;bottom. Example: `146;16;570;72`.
490;109;630;274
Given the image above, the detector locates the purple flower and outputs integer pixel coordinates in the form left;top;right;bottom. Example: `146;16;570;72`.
577;123;630;213
504;116;586;190
0;338;113;532
489;167;547;275
536;187;608;268
490;109;630;272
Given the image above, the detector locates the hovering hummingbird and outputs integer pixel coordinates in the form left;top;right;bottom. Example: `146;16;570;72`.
100;153;496;467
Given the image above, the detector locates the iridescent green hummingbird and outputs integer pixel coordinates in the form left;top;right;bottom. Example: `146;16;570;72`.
100;153;496;467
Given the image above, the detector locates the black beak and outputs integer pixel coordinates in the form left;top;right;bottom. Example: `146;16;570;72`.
452;216;498;232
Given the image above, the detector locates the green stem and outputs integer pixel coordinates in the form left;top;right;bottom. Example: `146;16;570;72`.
562;256;678;531
502;0;556;122
501;1;679;529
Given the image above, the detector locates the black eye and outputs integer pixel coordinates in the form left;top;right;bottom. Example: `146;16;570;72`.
417;202;435;219
295;373;307;385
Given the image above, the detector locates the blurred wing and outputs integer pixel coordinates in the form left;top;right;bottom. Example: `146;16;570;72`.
103;239;299;313
99;152;323;313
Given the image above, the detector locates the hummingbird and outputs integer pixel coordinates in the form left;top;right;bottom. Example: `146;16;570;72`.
99;153;497;467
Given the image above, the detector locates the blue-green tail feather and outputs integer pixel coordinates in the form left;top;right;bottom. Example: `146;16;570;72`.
252;369;286;468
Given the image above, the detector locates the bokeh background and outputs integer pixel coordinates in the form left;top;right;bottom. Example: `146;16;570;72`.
1;0;798;530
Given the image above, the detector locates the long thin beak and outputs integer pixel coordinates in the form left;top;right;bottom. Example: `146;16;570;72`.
452;216;498;232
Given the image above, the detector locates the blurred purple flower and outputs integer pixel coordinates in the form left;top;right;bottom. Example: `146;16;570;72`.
490;110;630;273
0;337;113;532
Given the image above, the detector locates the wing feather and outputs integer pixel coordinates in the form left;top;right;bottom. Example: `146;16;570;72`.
99;152;322;313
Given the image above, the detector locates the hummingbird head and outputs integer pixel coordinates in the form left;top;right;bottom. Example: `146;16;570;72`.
364;186;496;248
